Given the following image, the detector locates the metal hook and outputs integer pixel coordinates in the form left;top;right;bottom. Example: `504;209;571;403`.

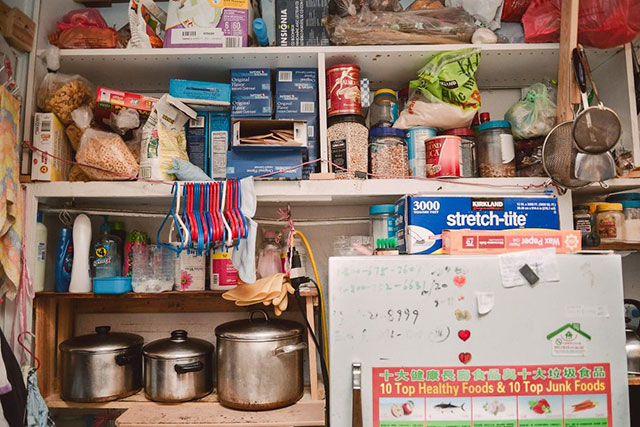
17;331;40;371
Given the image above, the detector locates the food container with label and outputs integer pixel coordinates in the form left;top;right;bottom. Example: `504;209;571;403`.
368;127;407;178
622;201;640;242
328;114;368;179
368;89;398;127
439;128;477;177
596;203;624;242
573;205;592;235
370;204;398;245
476;120;516;177
326;64;361;117
405;127;437;178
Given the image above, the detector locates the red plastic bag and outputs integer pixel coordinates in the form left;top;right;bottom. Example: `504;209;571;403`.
59;8;108;29
522;0;640;48
48;8;116;49
501;0;533;22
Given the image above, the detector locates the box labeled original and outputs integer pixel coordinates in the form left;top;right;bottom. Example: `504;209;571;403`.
227;148;303;180
276;0;329;46
442;229;582;254
275;68;318;92
275;92;317;115
231;93;272;117
231;69;272;92
31;113;71;181
396;196;561;254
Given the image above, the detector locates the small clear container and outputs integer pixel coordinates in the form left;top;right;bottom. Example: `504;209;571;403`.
596;203;624;242
132;245;175;293
370;204;397;246
369;127;408;178
476;120;516;177
622;200;640;242
368;89;399;127
573;205;592;236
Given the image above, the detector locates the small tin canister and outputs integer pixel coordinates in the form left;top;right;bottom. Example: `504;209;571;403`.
406;127;437;178
326;64;361;117
425;135;476;178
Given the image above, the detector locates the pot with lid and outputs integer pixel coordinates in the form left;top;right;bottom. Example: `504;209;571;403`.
215;310;307;410
59;326;143;402
143;330;214;402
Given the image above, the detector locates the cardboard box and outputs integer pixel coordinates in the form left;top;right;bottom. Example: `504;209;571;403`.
231;69;272;92
209;111;230;178
275;68;318;93
169;79;231;107
274;113;317;162
186;112;208;174
442;229;582;254
276;0;329;46
95;87;158;126
231;93;273;117
275;92;317;115
396;196;561;254
31;113;71;181
226;148;303;180
232;119;307;149
164;0;251;48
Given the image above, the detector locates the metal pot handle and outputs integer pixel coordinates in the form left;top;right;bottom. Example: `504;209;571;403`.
250;310;269;322
273;342;307;357
115;352;137;366
175;361;204;374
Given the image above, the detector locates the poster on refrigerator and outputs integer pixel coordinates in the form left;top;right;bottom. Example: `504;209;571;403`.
372;364;611;426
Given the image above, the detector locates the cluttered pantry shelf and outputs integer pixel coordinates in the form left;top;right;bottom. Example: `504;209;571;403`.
35;289;317;298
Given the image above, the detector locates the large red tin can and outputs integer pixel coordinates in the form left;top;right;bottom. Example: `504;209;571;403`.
326;64;361;117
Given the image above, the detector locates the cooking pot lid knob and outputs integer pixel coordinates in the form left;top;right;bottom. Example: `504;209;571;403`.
170;330;188;341
95;326;111;335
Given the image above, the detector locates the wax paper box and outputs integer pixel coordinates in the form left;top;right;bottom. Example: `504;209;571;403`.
396;195;560;254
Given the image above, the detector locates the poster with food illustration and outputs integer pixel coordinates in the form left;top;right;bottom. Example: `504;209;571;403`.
472;396;517;426
517;395;563;426
378;397;425;426
564;394;608;426
426;397;472;426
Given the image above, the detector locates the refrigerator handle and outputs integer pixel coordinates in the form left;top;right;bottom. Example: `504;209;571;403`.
352;362;363;427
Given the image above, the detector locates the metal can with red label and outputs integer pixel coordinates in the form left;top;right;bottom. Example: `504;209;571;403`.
426;135;476;178
326;64;361;117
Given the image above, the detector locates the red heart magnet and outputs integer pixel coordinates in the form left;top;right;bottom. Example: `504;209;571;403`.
458;330;471;342
453;275;466;287
458;352;472;364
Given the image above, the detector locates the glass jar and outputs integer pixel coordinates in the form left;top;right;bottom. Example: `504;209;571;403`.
596;203;624;242
368;89;399;127
622;201;640;242
476;120;516;177
370;204;398;246
439;127;477;177
369;127;408;178
573;205;592;236
328;114;368;179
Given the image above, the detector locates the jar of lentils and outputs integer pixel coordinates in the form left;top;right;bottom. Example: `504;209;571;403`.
369;127;408;178
327;115;368;179
476;120;516;177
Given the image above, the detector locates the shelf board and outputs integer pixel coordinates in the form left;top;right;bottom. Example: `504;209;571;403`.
573;178;640;196
629;376;640;386
35;288;318;299
587;242;640;251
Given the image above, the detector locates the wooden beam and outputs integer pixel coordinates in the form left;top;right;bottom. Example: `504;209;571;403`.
34;297;56;398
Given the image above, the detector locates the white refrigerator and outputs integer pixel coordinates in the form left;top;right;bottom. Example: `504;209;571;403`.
328;254;630;426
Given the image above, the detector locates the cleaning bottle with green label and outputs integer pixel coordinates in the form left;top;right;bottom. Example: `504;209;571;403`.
92;220;122;278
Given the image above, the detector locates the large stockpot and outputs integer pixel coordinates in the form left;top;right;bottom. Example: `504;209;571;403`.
215;310;307;410
59;326;143;402
143;330;214;402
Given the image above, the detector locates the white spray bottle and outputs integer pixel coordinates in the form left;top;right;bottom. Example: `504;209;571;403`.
69;214;92;293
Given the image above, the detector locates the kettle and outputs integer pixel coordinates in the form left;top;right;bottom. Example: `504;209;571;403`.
625;299;640;375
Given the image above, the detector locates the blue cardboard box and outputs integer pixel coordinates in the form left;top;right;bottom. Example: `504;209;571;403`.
274;113;317;162
209;111;230;178
185;112;209;175
169;79;231;106
226;148;303;180
275;92;317;115
276;68;318;93
231;69;272;92
396;195;560;254
231;93;272;117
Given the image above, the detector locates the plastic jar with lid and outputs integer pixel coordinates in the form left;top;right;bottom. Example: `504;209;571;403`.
368;89;399;127
476;120;516;177
596;203;624;242
369;127;408;178
606;192;640;203
622;201;640;242
439;127;477;177
370;204;398;246
327;114;369;179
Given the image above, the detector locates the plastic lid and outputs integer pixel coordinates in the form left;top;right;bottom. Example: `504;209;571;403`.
596;203;623;212
327;63;360;71
369;127;405;139
215;310;304;341
374;89;397;99
584;202;607;214
100;223;111;233
478;120;511;132
143;330;213;359
621;201;640;209
440;128;475;137
606;192;640;202
37;212;43;223
328;114;365;127
479;112;491;123
59;326;144;353
369;204;396;215
112;221;125;231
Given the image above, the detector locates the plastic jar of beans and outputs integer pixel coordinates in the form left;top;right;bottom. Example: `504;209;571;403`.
476;120;516;177
328;115;368;179
369;127;408;178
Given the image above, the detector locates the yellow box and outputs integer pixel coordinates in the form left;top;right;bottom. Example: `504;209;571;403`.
31;113;71;181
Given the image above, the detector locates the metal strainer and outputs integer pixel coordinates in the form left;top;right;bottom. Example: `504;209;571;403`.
542;121;590;189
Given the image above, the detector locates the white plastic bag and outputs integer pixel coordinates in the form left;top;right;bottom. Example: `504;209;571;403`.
445;0;503;30
505;82;557;139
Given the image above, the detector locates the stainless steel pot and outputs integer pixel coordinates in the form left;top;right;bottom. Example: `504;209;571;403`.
143;330;214;402
625;299;640;375
59;326;143;402
215;310;307;410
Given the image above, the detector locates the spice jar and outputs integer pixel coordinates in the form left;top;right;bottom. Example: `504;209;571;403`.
439;128;477;177
327;115;368;179
368;89;398;128
370;204;398;245
369;127;408;178
476;120;516;177
573;205;592;236
622;201;640;242
596;203;624;242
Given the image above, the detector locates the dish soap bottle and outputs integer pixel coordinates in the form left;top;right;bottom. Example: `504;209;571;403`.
257;230;283;279
34;212;47;292
92;220;123;278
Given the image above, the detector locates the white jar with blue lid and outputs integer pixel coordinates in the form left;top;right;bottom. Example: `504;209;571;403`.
370;204;398;246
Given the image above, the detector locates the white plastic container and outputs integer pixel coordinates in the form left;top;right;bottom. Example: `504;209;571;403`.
69;214;92;293
34;212;47;292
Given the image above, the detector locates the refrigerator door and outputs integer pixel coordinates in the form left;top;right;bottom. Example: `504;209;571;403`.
329;254;629;426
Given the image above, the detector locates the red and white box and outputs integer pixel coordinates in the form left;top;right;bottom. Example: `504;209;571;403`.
442;229;582;254
95;87;158;126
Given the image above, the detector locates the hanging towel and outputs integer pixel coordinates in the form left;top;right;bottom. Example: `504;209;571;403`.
26;368;54;427
0;328;26;427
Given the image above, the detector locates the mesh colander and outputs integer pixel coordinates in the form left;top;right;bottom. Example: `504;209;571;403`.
542;121;590;189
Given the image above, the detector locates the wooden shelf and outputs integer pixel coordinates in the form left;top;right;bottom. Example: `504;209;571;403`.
629;376;640;386
587;242;640;251
35;288;318;299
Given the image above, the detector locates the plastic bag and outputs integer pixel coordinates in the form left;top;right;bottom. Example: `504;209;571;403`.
505;82;556;139
167;158;211;181
37;73;94;125
110;108;141;135
501;0;532;22
522;0;640;48
394;48;481;130
329;0;402;17
58;8;109;29
49;27;118;49
445;0;503;30
323;7;476;45
128;0;167;49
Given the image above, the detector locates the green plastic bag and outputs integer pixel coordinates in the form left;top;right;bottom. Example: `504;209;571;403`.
505;82;557;139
